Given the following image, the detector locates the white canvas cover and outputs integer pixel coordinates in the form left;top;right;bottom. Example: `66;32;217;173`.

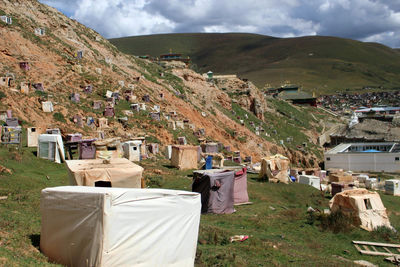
166;145;172;159
299;175;320;190
385;179;400;196
27;127;42;147
105;90;113;98
42;101;54;112
259;154;290;183
20;82;30;94
66;158;143;188
122;140;142;161
38;134;65;163
176;121;184;129
94;138;123;159
171;145;199;170
329;189;392;231
40;186;201;267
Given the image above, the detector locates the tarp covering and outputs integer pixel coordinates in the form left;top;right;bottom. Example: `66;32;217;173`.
192;170;235;214
40;186;201;267
299;175;320;190
259;154;290;183
201;143;219;154
193;167;249;204
94;138;123;159
78;139;96;159
233;168;249;204
42;101;53;112
66;158;143;188
171;145;199;170
38;134;65;163
329;189;392;231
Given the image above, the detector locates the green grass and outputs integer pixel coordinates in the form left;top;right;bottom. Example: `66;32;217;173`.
110;33;400;94
217;102;273;142
52;112;66;123
267;98;318;129
217;100;324;154
171;128;200;145
0;147;67;266
1;145;400;266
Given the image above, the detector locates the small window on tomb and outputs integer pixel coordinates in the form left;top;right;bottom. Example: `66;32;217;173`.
364;198;372;210
95;181;112;187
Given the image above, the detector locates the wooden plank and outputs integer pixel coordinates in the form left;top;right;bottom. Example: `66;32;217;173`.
371;246;379;252
363;245;370;251
58;145;65;163
386;256;400;264
234;202;253;206
354;244;362;252
383;247;393;254
353;241;400;248
358;250;400;257
66;146;72;160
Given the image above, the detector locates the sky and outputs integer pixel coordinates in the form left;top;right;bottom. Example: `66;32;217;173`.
39;0;400;48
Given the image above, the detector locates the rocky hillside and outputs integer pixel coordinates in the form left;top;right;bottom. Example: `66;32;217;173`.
0;0;337;166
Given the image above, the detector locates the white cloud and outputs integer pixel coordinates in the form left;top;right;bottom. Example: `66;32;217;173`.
39;0;400;47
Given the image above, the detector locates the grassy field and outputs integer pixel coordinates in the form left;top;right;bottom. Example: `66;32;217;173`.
1;143;400;266
109;33;400;94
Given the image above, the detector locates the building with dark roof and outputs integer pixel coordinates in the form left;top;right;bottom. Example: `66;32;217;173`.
278;90;317;106
159;53;190;64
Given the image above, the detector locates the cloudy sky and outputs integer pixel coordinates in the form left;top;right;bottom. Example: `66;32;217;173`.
39;0;400;48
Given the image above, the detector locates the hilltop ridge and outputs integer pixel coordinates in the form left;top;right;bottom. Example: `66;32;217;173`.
110;33;400;93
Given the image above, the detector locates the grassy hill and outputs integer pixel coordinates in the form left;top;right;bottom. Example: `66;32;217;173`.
2;138;400;266
110;33;400;94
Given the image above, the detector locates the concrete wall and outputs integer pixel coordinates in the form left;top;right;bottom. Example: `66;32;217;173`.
202;74;238;79
324;152;400;172
318;125;341;146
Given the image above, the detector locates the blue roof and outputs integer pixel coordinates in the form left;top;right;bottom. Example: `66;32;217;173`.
362;149;382;153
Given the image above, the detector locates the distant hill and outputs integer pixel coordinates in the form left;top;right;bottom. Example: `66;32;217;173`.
110;33;400;93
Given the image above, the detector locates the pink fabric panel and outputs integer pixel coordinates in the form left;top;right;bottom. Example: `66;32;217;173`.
233;168;249;204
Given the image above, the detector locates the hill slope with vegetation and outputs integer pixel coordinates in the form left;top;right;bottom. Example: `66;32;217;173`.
110;33;400;93
0;0;337;166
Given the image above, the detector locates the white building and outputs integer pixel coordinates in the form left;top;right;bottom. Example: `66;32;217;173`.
324;142;400;172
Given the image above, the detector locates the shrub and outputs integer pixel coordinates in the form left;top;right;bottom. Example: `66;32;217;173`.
145;135;160;144
198;225;230;246
318;211;354;233
0;91;6;99
145;175;164;188
35;91;47;97
371;226;398;242
224;160;242;167
53;112;66;123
